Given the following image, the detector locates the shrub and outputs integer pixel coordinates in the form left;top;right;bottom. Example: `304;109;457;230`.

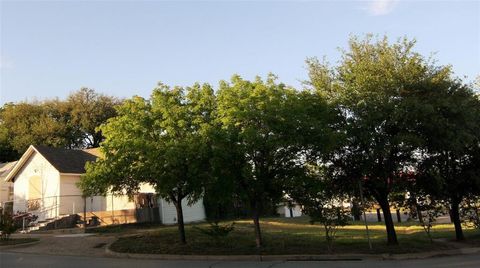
308;201;350;253
461;196;480;230
416;196;444;243
194;221;235;243
0;212;18;240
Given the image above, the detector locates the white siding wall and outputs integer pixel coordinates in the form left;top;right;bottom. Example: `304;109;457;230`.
59;174;84;215
13;152;60;221
138;183;155;193
0;179;13;206
283;205;302;218
105;195;135;211
160;197;206;225
60;174;138;214
103;182;156;211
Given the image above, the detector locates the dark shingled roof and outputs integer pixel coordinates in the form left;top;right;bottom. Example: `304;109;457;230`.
34;145;98;174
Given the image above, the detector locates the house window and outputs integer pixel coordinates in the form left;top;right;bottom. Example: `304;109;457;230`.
28;175;42;200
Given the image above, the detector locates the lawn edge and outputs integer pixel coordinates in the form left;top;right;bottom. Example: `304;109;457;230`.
104;240;480;261
0;239;40;249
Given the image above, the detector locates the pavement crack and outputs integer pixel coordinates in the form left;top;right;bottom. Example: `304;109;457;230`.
208;261;222;268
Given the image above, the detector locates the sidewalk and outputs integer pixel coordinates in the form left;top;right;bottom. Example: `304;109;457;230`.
3;232;116;257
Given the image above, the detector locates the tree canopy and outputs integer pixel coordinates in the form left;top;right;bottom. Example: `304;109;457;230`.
0;88;120;162
80;82;216;244
305;35;472;245
214;74;335;247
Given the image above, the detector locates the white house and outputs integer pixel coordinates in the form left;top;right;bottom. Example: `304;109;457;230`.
4;145;206;226
278;204;303;218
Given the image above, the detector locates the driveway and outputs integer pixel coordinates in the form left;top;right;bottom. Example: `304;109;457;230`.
5;233;115;257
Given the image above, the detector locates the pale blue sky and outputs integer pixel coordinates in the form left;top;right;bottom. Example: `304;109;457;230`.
1;0;479;104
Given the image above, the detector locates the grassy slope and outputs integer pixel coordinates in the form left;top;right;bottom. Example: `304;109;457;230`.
109;217;480;255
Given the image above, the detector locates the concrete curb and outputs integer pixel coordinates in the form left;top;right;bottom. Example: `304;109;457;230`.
104;241;480;262
0;240;40;250
381;247;480;260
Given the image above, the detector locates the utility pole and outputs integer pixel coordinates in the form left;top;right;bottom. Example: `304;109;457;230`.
111;194;115;224
358;179;372;250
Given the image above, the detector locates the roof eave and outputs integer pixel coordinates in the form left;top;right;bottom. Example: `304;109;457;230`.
4;145;37;182
59;172;84;176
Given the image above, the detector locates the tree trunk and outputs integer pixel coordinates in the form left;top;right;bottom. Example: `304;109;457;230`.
416;204;424;224
450;199;465;241
174;201;187;244
251;203;263;248
351;199;361;221
377;196;398;245
410;194;423;223
376;209;382;222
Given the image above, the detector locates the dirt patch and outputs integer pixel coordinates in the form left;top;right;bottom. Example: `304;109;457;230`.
93;243;107;248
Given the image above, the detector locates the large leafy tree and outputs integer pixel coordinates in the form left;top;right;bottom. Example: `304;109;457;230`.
0;101;72;155
0;123;18;162
67;88;121;148
414;80;480;240
306;35;452;245
80;83;216;244
0;88;119;160
215;75;333;248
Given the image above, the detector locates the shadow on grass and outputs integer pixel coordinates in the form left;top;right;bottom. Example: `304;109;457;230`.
108;218;480;255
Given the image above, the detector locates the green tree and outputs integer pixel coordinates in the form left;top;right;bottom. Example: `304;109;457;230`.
0;88;119;159
0;120;19;162
67;88;121;148
306;35;450;245
215;74;333;248
414;80;480;241
0;102;71;154
80;83;216;244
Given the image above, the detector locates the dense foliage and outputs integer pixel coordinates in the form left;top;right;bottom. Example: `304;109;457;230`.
305;35;480;244
80;83;216;244
0;88;120;162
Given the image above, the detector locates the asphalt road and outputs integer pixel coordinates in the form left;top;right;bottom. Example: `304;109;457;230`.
1;252;480;268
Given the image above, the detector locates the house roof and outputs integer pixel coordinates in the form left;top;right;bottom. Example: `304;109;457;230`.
0;161;17;180
5;145;100;182
34;145;98;174
82;147;103;158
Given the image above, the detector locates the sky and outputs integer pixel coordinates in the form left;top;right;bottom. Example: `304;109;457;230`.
0;0;479;104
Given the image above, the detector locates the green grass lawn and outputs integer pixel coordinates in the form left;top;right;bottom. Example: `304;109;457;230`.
0;238;39;246
109;216;480;255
